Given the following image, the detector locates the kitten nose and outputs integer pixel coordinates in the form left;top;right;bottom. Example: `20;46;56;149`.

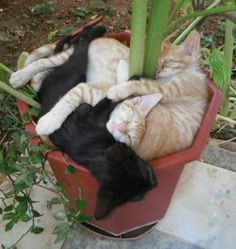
117;123;127;133
112;121;127;133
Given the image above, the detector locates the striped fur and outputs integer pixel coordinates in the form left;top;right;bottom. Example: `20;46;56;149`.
107;30;209;160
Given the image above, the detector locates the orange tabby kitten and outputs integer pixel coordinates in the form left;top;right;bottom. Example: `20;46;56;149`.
107;30;209;160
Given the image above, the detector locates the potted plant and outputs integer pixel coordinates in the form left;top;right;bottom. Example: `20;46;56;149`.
0;0;235;239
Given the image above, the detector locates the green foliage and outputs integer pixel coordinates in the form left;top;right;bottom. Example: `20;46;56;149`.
0;128;90;247
59;26;76;36
47;30;58;41
200;33;216;49
202;48;228;92
0;52;90;247
32;1;55;15
65;165;76;175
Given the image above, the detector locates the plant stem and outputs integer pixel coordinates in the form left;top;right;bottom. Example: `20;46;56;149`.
0;80;41;109
167;5;236;32
220;0;235;116
0;63;13;74
173;0;221;45
143;0;171;78
129;0;148;77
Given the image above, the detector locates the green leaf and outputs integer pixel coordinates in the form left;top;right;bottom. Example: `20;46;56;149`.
5;220;14;231
0;150;16;174
29;153;44;164
29;107;40;117
0;207;2;214
3;212;15;220
76;17;83;24
15;195;31;203
20;214;31;222
30;144;49;152
31;226;44;234
59;26;75;36
48;197;62;207
15;201;28;214
75;199;86;210
0;63;13;74
48;30;58;41
53;222;74;243
4;190;15;198
11;132;21;142
32;210;42;217
4;205;14;212
74;7;88;17
13;181;28;192
75;214;92;223
65;165;76;175
53;211;66;221
22;112;29;122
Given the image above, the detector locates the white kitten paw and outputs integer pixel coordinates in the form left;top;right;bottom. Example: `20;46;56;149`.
107;85;128;101
9;69;32;88
36;113;62;135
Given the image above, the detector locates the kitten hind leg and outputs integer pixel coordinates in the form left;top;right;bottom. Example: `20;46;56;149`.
24;44;56;66
10;47;73;88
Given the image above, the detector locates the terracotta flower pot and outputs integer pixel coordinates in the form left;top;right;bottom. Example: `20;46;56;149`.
16;32;222;236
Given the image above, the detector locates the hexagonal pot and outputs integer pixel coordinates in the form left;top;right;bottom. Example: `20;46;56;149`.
16;32;222;236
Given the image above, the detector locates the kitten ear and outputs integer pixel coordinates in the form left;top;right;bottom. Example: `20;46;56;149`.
182;30;200;56
132;94;163;118
161;41;171;52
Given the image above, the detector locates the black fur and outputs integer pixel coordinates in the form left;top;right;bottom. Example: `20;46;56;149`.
39;26;157;219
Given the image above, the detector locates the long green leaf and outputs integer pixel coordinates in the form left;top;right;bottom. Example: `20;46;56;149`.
168;5;236;31
129;0;148;77
173;0;221;45
220;0;235;116
143;0;171;78
169;0;187;21
0;63;13;74
0;80;41;109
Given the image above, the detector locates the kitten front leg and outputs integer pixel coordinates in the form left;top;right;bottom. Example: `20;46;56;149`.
36;83;107;135
107;79;166;101
116;60;129;84
107;80;147;101
10;48;74;88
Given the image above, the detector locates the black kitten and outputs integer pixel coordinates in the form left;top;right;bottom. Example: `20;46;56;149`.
38;26;157;219
50;98;157;220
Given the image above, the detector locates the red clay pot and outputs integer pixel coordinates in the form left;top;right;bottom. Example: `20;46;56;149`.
16;32;222;236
